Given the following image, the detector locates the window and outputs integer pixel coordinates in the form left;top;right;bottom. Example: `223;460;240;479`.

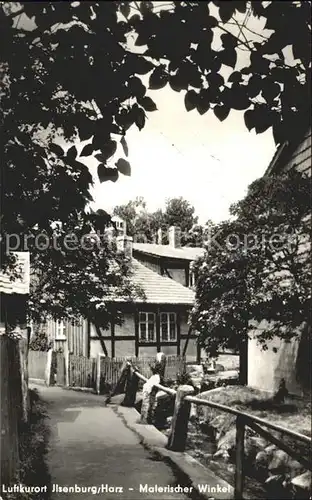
160;313;177;342
139;312;156;342
56;320;66;340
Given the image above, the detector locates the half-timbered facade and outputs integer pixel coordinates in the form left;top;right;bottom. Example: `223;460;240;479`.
40;229;202;361
88;258;197;359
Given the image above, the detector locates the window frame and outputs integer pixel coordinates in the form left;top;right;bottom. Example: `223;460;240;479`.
160;312;177;342
138;312;156;343
55;320;66;340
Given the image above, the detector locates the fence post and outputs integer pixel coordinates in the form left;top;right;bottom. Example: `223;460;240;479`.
167;384;194;452
234;414;245;500
122;366;139;407
96;353;101;395
64;348;69;387
45;349;53;386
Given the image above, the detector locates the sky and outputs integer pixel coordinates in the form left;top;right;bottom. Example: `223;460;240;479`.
86;6;277;224
87;85;276;224
14;1;277;225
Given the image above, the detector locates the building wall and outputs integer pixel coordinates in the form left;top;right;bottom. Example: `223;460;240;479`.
88;311;197;359
179;311;198;361
248;321;308;396
89;314;136;358
166;268;187;286
248;127;311;394
284;127;311;175
33;317;88;357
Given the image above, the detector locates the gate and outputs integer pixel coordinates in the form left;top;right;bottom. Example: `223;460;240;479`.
55;352;66;386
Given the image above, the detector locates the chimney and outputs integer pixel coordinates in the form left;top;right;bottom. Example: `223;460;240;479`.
117;235;133;259
157;228;162;245
168;226;181;248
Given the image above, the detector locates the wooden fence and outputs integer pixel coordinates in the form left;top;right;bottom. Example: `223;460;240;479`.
0;335;23;485
62;354;185;392
97;355;185;394
117;355;312;500
69;355;97;389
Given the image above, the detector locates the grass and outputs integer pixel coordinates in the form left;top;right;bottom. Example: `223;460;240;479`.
197;385;311;436
3;389;51;500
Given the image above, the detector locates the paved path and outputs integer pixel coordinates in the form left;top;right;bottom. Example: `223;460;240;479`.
34;386;193;500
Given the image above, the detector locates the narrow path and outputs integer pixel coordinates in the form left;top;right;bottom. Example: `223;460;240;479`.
34;385;193;500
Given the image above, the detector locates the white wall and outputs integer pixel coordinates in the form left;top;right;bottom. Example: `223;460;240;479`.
248;320;304;396
248;127;311;395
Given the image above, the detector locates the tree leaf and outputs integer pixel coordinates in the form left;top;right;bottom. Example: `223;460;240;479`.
232;1;247;14
135;57;155;75
149;66;169;90
97;164;119;183
80;144;94;157
206;15;218;28
121;136;129;157
140;1;153;15
244;109;255;131
219;3;236;23
50;143;64;156
135;33;147;47
207;72;224;89
66;145;77;161
221;33;238;49
78;123;94;142
128;76;146;98
120;2;130;18
230;85;250;110
214;105;230;122
253;105;273;134
101;140;117;160
228;71;242;84
197;91;210;115
169;72;188;92
220;48;237;68
116;158;131;176
261;80;281;102
138;96;157;111
134;107;146;130
247;74;262;98
184;90;198;112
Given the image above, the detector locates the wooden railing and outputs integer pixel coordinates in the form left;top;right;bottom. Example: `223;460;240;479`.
115;354;311;500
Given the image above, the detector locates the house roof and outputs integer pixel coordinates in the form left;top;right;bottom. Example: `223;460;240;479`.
265;122;311;177
131;259;195;304
102;259;195;305
133;243;205;261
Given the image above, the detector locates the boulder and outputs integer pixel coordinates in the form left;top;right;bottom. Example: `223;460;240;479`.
216;427;237;457
244;435;267;461
256;450;271;469
291;471;312;492
213;448;230;461
287;459;304;479
268;449;290;474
